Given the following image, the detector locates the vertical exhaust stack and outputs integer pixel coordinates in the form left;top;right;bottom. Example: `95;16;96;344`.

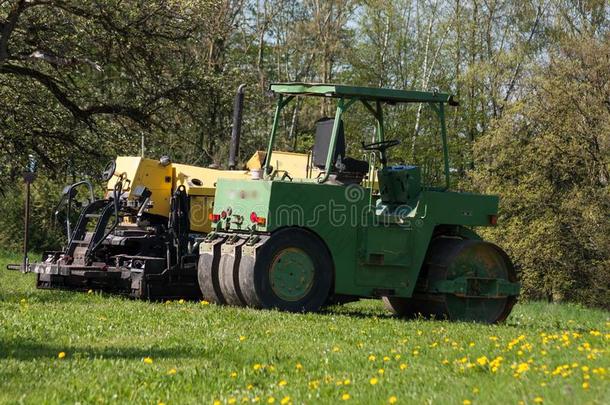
229;84;246;170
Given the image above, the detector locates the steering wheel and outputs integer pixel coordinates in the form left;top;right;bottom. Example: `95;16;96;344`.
101;160;116;181
362;139;401;152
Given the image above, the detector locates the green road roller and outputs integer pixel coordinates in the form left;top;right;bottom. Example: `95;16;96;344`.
199;83;519;323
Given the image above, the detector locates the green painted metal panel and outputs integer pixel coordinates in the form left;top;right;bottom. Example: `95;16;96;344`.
270;83;456;104
211;178;501;299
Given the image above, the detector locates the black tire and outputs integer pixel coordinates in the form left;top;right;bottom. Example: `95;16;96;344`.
239;227;333;312
197;237;227;304
218;240;247;306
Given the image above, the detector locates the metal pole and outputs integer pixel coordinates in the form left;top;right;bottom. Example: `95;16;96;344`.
22;172;36;273
438;102;451;190
263;95;294;178
229;84;246;170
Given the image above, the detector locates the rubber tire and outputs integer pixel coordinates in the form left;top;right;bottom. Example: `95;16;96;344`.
197;237;227;304
240;227;333;312
218;240;247;306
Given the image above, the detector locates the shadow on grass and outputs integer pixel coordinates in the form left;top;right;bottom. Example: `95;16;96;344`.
0;339;197;361
320;306;395;320
0;290;102;304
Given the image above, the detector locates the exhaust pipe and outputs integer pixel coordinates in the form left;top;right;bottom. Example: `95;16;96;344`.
228;84;246;170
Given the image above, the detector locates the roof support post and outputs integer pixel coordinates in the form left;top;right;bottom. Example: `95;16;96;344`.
317;98;345;184
437;102;450;190
375;100;389;166
264;95;294;177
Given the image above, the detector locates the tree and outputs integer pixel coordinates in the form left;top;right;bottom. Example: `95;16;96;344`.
0;0;245;187
471;36;610;308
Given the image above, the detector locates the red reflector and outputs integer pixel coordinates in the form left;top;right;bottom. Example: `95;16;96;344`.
250;212;258;223
256;217;266;225
209;213;221;222
489;215;498;225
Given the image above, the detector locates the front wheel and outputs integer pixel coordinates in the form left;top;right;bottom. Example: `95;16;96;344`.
239;228;333;312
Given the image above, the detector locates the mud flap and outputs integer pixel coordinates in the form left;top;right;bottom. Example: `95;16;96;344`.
238;235;270;308
198;234;227;304
218;236;248;306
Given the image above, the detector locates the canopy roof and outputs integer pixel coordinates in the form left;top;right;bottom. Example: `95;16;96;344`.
270;82;457;105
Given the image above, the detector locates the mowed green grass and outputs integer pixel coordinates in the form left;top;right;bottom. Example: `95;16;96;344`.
0;252;608;405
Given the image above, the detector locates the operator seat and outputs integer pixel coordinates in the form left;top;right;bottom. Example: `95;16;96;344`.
313;118;369;184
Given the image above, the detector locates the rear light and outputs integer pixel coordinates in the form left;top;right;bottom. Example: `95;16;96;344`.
489;215;498;226
209;213;221;222
250;212;266;225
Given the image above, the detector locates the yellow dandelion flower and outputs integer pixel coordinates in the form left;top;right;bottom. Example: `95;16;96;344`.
143;357;153;364
247;384;254;390
341;393;351;401
582;382;589;390
278;379;287;387
476;356;488;366
87;289;93;294
158;402;165;405
533;397;543;403
58;351;66;359
394;354;401;360
442;359;449;365
383;356;390;362
253;397;260;403
228;398;237;405
412;350;419;356
239;335;247;341
469;342;475;347
267;397;275;404
253;363;262;371
308;380;320;389
378;368;385;375
463;400;471;405
200;300;210;305
230;371;237;378
280;396;290;405
388;396;397;404
473;387;479;394
295;362;303;370
213;400;221;405
516;363;529;373
369;377;378;385
368;354;376;361
333;346;340;352
344;379;351;385
178;299;185;304
399;363;408;370
167;368;177;375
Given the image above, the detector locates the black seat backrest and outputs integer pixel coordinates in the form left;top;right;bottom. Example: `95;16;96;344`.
313;118;346;168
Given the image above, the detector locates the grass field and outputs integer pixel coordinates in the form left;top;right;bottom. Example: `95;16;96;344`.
0;252;608;405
